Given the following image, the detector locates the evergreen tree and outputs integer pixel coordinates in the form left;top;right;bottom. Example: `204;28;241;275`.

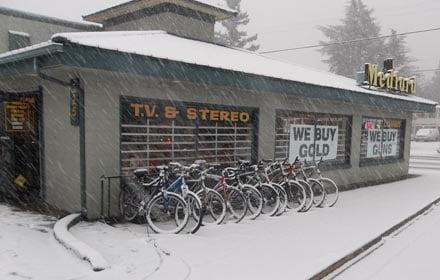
215;0;259;51
385;29;414;76
318;0;386;78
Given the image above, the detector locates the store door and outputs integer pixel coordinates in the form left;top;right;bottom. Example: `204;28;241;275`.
0;93;41;199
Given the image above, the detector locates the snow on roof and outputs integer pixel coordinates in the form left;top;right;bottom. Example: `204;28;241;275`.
83;0;236;22
8;30;30;37
191;0;236;13
0;41;60;60
0;5;102;28
48;30;435;106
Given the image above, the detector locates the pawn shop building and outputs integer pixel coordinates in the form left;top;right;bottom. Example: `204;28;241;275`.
0;0;436;218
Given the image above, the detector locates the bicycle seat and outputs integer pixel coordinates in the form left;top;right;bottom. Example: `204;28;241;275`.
238;160;251;166
133;168;149;178
194;159;207;165
155;165;169;171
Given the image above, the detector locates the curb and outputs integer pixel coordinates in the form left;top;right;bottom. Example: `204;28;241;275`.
308;196;440;280
53;213;109;272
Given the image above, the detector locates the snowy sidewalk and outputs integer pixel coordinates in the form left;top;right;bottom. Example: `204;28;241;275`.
335;197;440;280
70;169;440;280
0;205;91;280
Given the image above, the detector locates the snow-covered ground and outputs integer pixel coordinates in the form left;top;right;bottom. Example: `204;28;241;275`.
76;170;440;279
1;166;440;279
0;205;91;280
335;197;440;280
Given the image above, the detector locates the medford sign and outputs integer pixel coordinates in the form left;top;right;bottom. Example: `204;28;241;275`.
364;63;416;94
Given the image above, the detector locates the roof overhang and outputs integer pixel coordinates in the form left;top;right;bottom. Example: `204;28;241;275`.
53;43;438;113
83;0;237;23
0;42;64;78
0;42;63;66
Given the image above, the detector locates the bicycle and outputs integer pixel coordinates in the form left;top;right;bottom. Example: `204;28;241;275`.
224;162;263;220
269;159;307;212
301;158;339;207
204;167;249;223
119;166;190;234
185;161;227;226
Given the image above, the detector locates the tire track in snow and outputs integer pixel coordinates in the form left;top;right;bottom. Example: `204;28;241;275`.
142;225;192;280
143;234;193;280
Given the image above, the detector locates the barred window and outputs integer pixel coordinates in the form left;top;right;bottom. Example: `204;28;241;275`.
275;111;351;166
360;117;405;163
120;97;257;175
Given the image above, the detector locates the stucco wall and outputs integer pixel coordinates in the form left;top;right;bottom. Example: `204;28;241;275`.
0;13;89;53
106;12;215;42
77;69;413;218
42;79;81;213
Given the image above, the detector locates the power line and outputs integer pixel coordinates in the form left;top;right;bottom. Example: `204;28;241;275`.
413;68;440;73
260;27;440;54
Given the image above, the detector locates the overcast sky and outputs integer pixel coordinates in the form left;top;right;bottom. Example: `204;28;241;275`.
1;0;439;80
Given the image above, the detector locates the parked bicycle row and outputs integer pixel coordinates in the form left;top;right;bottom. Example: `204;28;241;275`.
119;157;339;234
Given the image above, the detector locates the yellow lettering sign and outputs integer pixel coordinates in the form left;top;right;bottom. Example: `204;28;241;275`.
364;63;416;94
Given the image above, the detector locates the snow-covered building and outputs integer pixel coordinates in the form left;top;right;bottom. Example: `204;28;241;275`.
0;0;437;218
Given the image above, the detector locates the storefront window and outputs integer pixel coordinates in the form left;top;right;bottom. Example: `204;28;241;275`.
360;117;405;163
275;111;352;166
120;97;257;175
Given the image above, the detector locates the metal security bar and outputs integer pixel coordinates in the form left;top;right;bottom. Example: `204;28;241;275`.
121;119;254;175
99;175;123;220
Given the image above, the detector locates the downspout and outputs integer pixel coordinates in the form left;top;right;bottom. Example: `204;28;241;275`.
35;60;87;218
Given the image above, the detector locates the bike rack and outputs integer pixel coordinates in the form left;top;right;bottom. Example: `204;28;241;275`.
99;175;125;221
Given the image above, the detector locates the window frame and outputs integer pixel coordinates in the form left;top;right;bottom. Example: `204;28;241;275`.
359;116;406;166
274;110;352;170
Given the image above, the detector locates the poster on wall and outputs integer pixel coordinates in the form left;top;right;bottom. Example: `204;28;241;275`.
4;101;29;132
366;128;398;158
289;124;339;162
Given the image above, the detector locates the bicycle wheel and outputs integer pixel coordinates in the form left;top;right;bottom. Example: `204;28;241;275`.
227;186;248;223
309;178;326;208
196;188;227;226
182;191;203;234
241;184;263;220
320;178;339;207
146;192;189;234
272;183;288;216
119;183;140;222
297;180;314;212
257;183;280;217
283;180;306;212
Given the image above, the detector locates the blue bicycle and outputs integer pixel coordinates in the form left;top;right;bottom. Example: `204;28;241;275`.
119;166;190;234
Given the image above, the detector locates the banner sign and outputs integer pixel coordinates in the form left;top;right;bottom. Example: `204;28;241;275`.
289;124;339;162
366;128;398;158
4;101;29;132
121;98;255;125
70;87;80;126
